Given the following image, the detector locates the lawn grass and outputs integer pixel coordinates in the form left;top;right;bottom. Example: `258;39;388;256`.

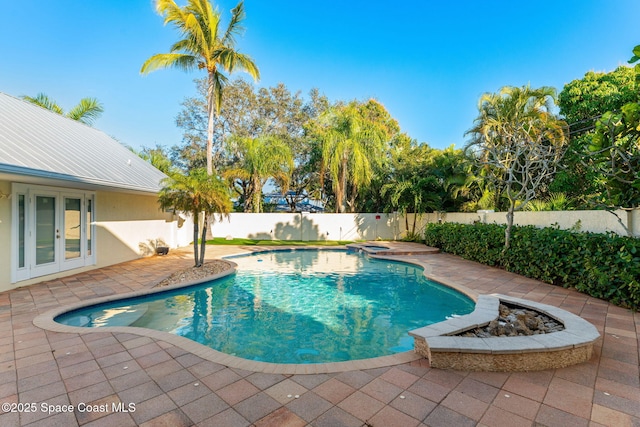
206;237;354;246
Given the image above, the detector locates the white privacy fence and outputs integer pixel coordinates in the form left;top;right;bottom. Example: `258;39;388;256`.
212;212;402;241
211;209;639;241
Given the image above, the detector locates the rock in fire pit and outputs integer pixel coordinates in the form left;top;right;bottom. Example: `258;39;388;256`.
457;303;565;338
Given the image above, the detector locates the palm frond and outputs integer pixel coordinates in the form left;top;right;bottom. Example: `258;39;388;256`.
222;1;246;46
191;0;221;52
182;9;211;59
210;71;228;114
141;53;198;74
67;98;104;125
21;93;63;115
156;0;182;23
222;166;251;181
216;49;260;80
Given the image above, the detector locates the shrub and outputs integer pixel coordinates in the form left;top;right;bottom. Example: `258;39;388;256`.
423;222;640;310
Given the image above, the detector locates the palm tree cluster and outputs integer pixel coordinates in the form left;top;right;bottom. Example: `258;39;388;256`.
224;135;293;213
318;101;387;213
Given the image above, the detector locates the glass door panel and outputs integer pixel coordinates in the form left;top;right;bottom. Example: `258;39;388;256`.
64;197;82;260
87;198;93;257
18;195;25;269
35;196;56;265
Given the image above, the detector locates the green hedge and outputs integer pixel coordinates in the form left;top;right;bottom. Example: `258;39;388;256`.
423;222;640;310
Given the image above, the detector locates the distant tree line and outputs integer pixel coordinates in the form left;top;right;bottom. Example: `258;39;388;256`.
143;46;640;224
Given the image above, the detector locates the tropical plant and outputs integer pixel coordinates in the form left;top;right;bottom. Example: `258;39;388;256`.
21;93;104;125
558;66;638;126
524;193;572;211
136;145;176;175
158;168;232;266
555;65;639;207
629;44;640;67
591;103;640;209
141;0;259;175
223;135;294;212
382;177;439;236
457;169;503;212
424;222;640;310
381;143;464;234
465;85;568;249
583;45;640;211
316;101;389;213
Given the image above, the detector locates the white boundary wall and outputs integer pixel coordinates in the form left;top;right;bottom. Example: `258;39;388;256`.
211;209;639;241
212;212;403;241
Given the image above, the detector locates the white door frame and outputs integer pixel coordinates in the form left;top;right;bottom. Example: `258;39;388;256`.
11;183;96;283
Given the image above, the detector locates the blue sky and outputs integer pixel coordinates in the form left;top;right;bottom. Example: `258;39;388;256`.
1;1;639;151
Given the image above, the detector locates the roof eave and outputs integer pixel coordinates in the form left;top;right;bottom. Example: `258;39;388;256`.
0;164;163;195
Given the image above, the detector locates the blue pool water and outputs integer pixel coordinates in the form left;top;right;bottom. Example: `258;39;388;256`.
56;249;475;363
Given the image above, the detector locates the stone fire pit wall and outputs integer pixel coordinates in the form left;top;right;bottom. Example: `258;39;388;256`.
409;294;600;372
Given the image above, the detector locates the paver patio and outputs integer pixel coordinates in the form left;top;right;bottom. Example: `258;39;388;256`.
0;245;638;426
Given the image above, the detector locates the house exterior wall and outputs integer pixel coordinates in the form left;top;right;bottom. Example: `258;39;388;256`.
0;180;193;292
94;191;193;266
0;180;12;288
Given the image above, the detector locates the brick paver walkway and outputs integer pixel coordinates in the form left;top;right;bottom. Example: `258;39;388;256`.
0;246;638;426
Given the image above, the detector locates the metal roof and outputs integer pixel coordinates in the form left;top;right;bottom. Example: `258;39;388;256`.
0;92;166;194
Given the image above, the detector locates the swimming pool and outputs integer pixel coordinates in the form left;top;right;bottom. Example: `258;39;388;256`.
55;249;475;364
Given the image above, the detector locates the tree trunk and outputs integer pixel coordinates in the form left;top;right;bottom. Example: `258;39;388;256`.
206;72;215;176
411;213;417;235
199;213;208;267
504;201;515;250
253;177;262;213
338;156;348;213
193;211;200;267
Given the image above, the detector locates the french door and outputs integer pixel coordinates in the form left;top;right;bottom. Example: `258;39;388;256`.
12;184;95;282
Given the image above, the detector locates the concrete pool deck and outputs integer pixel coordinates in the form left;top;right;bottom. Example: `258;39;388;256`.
1;244;638;426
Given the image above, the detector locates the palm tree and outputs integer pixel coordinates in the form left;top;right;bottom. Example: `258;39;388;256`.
224;135;293;212
318;102;386;213
382;177;440;238
141;0;259;176
466;85;568;249
158;168;232;266
21;93;104;125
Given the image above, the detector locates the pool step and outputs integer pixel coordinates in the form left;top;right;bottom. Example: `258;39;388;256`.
346;242;440;256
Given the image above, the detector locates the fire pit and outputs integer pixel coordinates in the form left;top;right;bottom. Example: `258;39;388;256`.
409;294;600;371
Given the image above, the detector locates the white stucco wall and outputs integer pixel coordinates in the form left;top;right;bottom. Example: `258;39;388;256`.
480;210;633;235
94;191;193;267
212;212;402;241
212;209;639;242
0;181;12;289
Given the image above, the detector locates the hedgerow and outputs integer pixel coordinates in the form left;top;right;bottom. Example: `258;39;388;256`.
423;222;640;310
